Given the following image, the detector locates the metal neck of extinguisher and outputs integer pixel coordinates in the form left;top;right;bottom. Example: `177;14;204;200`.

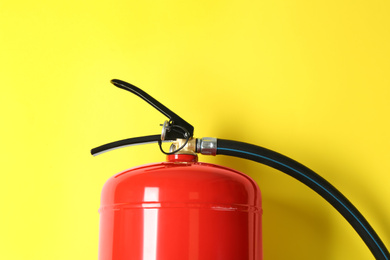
91;79;390;260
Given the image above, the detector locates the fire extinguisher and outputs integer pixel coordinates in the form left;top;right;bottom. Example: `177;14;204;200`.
91;79;389;260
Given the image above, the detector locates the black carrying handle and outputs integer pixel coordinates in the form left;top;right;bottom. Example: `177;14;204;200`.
91;135;162;156
90;79;194;155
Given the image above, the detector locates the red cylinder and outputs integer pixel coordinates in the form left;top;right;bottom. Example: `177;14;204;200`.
99;154;262;260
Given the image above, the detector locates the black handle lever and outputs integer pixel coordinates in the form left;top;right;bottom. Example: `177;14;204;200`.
91;79;194;156
111;79;194;139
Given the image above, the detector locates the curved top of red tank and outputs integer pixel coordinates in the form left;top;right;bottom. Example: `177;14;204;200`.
100;156;261;213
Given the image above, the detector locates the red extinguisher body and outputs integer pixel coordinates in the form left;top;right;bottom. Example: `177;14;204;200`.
99;154;262;260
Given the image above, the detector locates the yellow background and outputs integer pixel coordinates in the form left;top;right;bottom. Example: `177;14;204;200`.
1;1;389;259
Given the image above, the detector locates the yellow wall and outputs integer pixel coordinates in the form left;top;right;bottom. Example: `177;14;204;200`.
1;1;389;259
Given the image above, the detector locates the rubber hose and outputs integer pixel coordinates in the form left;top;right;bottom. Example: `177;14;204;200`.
217;139;389;260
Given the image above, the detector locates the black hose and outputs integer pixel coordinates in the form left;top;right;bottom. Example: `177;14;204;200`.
216;139;389;260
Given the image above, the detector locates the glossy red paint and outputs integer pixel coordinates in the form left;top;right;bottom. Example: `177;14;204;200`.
99;154;262;260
